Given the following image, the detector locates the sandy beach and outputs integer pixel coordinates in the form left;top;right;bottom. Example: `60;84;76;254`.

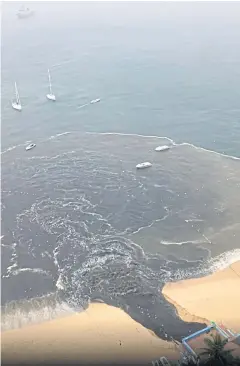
2;262;240;365
162;261;240;333
2;302;180;365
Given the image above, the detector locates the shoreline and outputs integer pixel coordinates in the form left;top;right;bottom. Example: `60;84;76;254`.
2;302;180;365
2;261;240;364
162;260;240;333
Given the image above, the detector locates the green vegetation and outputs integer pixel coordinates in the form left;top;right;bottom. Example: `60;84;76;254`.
199;333;234;365
177;334;240;366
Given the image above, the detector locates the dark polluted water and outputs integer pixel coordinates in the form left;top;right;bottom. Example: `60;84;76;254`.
1;132;240;341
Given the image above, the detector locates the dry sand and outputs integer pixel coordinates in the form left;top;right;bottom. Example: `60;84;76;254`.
3;262;240;365
162;261;240;333
2;302;180;365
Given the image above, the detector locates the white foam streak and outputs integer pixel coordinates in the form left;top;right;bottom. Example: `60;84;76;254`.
56;274;65;290
77;103;89;109
11;268;50;276
179;142;240;161
128;211;170;236
1;295;75;331
160;239;204;246
51;60;73;68
47;132;71;141
86;132;240;161
87;132;175;145
2;131;239;161
1;145;17;155
207;249;240;272
167;249;240;283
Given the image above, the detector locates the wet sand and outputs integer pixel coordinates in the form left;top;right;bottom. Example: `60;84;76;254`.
2;302;180;365
162;261;240;333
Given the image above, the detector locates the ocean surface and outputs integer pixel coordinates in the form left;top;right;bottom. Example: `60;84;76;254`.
1;2;240;341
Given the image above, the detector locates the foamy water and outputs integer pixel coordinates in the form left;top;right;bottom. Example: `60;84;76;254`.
1;293;76;331
2;132;240;338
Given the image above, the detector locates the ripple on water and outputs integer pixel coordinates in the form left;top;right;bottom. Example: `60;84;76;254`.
1;132;240;338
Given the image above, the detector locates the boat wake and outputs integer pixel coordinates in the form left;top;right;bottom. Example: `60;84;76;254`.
77;98;100;109
1;145;18;155
77;103;89;109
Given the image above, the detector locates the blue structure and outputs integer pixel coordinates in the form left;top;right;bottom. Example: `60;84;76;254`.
181;322;237;359
182;324;214;358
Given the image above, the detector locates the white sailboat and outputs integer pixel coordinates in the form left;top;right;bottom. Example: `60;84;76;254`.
46;69;56;101
12;82;22;111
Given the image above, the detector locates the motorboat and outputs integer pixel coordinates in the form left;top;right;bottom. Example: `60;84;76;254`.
90;98;100;104
136;162;152;169
155;145;171;152
17;6;34;19
25;143;36;151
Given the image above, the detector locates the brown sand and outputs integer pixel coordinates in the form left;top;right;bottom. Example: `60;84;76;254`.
2;302;180;365
162;261;240;333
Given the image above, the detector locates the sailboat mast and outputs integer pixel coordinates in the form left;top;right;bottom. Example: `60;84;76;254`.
15;82;20;104
48;69;53;94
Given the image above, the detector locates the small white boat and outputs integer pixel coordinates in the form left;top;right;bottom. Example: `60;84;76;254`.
90;98;100;104
12;82;22;111
25;143;36;151
155;145;171;152
46;69;56;101
136;162;152;169
17;6;34;19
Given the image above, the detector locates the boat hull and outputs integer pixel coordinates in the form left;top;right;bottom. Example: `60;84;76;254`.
155;145;170;152
90;98;100;104
25;144;36;151
136;162;152;169
17;11;34;19
46;94;56;101
12;102;22;111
